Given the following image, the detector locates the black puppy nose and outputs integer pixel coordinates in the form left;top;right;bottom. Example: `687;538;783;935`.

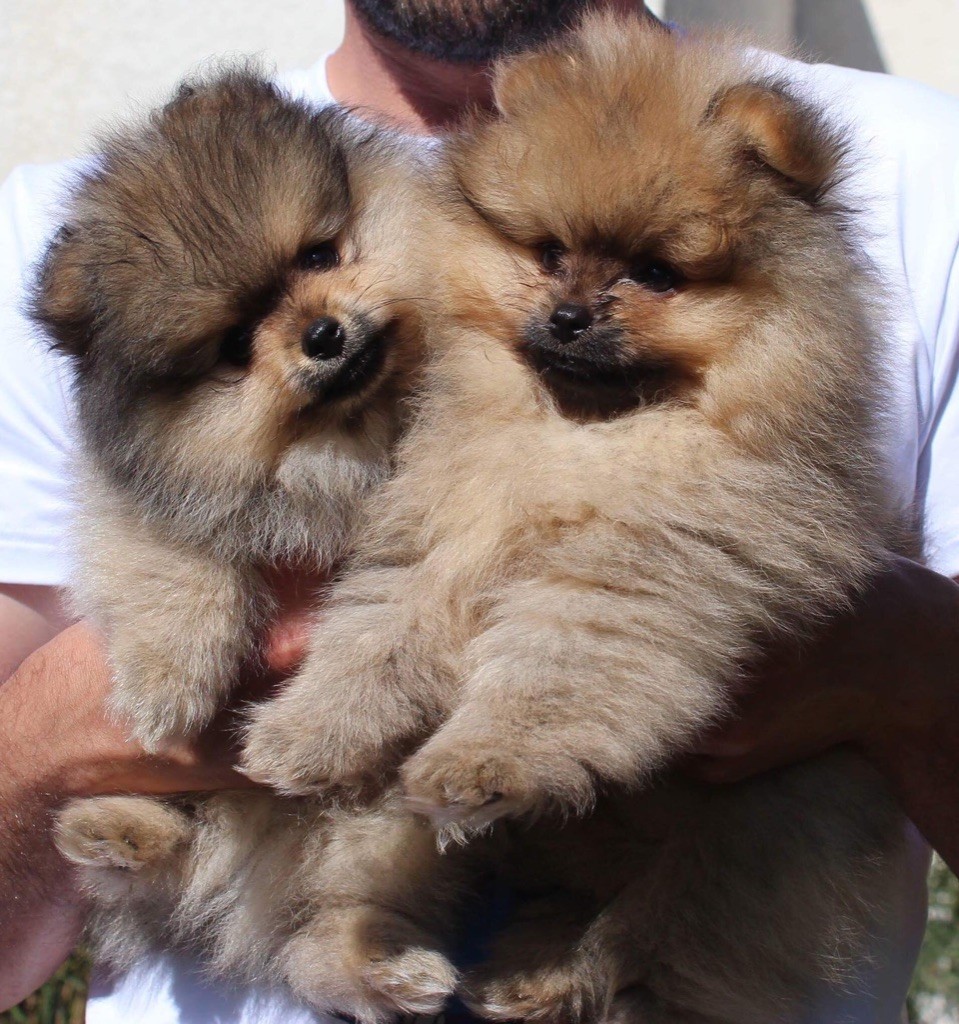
302;316;346;360
549;303;593;344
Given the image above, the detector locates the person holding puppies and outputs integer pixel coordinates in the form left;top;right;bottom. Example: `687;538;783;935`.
1;2;957;1022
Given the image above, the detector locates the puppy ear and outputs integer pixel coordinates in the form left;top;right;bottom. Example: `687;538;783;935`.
162;66;276;120
31;226;97;357
710;82;842;200
491;51;566;116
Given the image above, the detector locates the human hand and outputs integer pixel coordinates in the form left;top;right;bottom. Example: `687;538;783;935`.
2;566;325;801
687;557;959;786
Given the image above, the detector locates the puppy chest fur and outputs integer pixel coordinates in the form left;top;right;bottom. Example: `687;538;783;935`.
38;70;479;1024
244;15;912;1024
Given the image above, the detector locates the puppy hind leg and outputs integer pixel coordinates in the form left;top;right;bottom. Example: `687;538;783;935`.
55;795;193;913
463;894;618;1024
282;905;458;1024
281;796;478;1022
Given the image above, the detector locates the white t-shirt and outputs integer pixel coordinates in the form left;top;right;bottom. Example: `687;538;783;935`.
1;51;957;1024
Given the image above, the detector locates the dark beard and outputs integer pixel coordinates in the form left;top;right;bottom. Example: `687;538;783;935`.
350;0;608;63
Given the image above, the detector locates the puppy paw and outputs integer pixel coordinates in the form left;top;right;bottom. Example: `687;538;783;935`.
284;911;456;1023
109;668;221;751
401;728;595;830
464;961;607;1024
241;699;393;799
56;796;191;874
464;962;605;1019
362;947;458;1017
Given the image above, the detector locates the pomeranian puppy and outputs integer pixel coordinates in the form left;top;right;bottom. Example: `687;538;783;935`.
34;70;425;749
244;15;911;1022
35;71;472;1021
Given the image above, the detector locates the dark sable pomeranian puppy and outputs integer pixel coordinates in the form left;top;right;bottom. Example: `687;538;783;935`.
36;72;473;1021
34;70;428;749
245;15;912;1023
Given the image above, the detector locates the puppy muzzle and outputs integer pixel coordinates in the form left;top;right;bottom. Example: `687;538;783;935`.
520;316;681;419
523;318;632;384
297;315;392;404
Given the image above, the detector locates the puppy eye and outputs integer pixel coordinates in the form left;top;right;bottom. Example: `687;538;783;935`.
629;258;682;293
298;241;340;272
539;241;567;275
219;324;254;366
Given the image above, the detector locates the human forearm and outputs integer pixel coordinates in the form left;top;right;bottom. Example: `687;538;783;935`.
861;565;959;872
692;558;959;870
0;588;79;1006
870;735;959;876
0;631;87;1009
0;770;82;1010
0;623;257;1009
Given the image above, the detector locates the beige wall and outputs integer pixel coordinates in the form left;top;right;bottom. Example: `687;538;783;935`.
2;0;957;182
666;0;959;95
866;0;959;96
1;0;344;179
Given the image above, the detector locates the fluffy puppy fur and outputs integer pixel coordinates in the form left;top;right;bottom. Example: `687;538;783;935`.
34;70;427;748
55;790;476;1021
244;16;911;1022
36;72;473;1020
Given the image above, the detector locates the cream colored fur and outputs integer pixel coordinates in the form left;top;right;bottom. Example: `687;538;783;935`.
57;792;475;1021
244;16;912;1022
45;72;475;1022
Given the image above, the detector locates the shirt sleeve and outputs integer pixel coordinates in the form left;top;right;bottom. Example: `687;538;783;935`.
901;89;959;580
918;240;959;579
0;161;86;586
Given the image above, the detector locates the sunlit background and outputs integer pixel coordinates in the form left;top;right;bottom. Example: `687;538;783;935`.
3;0;959;180
1;2;957;1022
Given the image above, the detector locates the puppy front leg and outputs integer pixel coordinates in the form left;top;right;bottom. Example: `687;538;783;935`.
243;562;458;797
78;512;266;748
403;531;734;826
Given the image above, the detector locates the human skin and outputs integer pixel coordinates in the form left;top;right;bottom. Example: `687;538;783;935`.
0;579;320;1010
690;558;959;875
325;0;643;132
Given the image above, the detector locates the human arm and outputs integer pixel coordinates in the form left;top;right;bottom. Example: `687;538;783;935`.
690;557;959;874
0;581;316;1011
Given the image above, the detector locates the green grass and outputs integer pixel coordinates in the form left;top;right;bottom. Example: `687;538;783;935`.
909;857;959;1023
4;866;958;1024
0;949;89;1024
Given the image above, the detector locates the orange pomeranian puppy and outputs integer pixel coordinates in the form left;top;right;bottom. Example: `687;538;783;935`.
245;14;913;1022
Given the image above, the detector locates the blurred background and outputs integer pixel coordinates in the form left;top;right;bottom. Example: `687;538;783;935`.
3;0;959;181
1;1;957;1022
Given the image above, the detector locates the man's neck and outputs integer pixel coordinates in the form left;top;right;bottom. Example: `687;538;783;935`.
326;1;652;134
326;6;492;133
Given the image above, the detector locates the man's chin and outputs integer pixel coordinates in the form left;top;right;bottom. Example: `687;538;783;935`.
349;0;611;64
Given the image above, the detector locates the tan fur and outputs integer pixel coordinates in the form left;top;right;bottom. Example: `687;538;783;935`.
245;16;911;1022
40;70;477;1021
32;70;437;747
61;791;478;1020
